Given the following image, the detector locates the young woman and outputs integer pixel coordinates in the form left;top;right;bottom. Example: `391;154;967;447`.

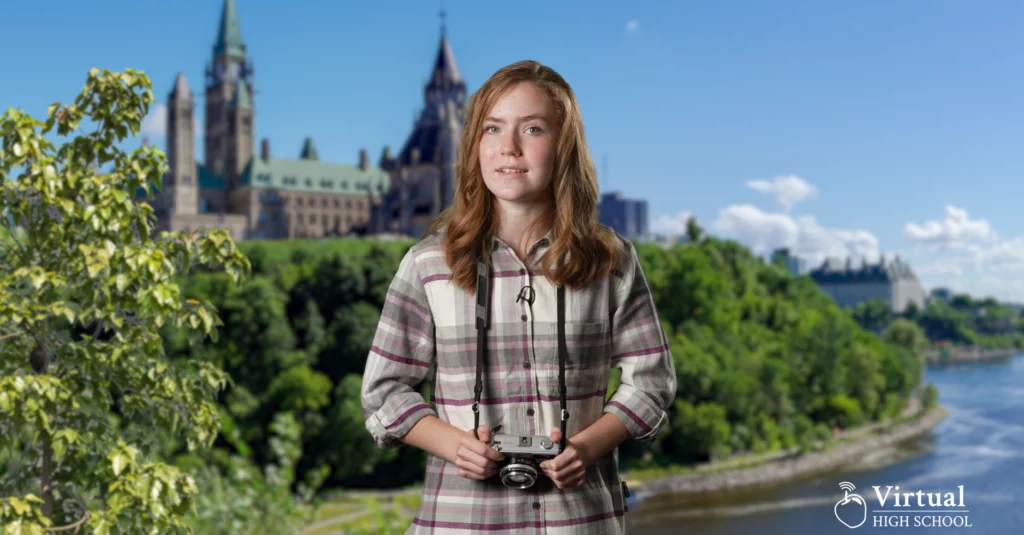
361;60;676;534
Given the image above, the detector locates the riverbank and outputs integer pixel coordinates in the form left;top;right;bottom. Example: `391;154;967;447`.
924;347;1016;364
626;404;948;503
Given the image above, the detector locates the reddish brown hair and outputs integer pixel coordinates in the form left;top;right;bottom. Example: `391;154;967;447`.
424;60;624;293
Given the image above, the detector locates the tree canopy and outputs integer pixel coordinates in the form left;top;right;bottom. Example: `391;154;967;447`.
0;68;250;534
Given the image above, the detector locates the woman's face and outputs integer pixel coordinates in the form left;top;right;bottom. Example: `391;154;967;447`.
478;82;559;213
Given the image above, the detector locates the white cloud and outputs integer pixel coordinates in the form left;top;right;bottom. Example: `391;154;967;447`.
966;237;1024;271
625;20;639;32
903;205;993;246
746;175;817;211
915;261;963;277
141;103;167;139
652;210;693;236
712;203;879;268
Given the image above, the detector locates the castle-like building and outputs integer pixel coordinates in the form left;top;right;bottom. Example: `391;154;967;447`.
809;255;927;313
145;0;463;240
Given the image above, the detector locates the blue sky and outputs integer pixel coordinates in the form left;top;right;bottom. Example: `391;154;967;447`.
2;1;1022;300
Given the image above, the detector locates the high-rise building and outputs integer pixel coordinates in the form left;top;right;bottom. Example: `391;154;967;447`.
771;247;806;276
597;191;649;241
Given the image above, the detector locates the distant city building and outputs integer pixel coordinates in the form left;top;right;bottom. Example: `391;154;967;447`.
598;191;649;240
771;247;806;276
809;255;926;313
930;287;952;302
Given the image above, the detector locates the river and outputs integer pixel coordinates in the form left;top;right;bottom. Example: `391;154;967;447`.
627;354;1024;534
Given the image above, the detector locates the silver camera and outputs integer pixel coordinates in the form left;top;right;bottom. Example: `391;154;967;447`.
487;432;562;489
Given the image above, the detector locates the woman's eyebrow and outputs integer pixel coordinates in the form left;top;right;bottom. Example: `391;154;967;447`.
484;114;549;124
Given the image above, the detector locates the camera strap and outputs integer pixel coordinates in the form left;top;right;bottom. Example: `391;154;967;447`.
472;260;568;452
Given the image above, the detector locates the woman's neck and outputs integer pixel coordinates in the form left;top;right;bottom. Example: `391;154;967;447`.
494;200;551;261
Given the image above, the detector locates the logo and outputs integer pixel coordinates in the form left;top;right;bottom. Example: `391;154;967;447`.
835;482;867;529
832;481;973;529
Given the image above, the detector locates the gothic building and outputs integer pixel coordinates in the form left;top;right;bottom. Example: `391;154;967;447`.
147;0;469;241
371;23;466;237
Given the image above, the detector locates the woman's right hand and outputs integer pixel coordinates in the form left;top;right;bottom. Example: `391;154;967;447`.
454;425;505;480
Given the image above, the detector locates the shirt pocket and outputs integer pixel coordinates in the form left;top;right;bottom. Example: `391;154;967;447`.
535;320;609;397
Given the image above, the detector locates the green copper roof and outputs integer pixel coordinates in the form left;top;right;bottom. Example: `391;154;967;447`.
241;157;390;196
231;82;252;109
213;0;245;58
199;164;226;190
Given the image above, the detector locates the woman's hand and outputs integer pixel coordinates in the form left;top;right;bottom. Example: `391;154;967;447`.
454;425;505;480
539;427;590;489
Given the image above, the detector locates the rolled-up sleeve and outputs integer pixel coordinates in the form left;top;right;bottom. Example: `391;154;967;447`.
361;248;438;449
604;241;677;443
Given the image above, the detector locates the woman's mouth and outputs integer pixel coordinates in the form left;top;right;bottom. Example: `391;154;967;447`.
497;167;527;175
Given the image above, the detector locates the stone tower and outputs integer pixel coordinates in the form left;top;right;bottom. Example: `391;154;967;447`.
204;0;255;192
372;15;467;236
165;74;197;215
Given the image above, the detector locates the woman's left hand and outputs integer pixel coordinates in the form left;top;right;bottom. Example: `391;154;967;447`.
539;427;590;489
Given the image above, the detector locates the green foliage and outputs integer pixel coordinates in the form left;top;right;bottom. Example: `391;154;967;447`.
852;295;1024;350
185;412;325;534
922;382;939;409
0;69;250;532
883;318;929;355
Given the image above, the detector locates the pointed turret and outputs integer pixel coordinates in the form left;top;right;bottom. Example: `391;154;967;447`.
300;137;319;161
428;33;463;91
231;81;252;109
213;0;245;58
170;73;191;100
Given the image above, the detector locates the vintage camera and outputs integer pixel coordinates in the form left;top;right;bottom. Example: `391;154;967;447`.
487;431;562;489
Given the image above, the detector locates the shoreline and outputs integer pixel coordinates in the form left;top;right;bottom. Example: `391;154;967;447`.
925;347;1016;364
625;404;948;504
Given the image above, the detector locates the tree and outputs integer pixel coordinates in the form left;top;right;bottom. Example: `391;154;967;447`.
0;68;250;533
883;318;929;356
685;216;704;244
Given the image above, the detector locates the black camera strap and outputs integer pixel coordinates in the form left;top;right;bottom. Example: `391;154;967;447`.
473;260;569;452
472;261;489;439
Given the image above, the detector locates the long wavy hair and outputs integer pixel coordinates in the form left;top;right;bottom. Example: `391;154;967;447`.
424;60;625;293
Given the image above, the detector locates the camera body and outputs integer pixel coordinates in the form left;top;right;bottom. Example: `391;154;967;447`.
487;433;562;489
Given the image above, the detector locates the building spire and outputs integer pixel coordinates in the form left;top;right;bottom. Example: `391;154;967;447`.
213;0;245;58
428;23;463;90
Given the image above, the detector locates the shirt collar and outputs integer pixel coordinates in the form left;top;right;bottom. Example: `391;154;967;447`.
491;230;553;256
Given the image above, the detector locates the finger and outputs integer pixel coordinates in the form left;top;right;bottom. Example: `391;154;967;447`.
463;438;504;463
477;425;491;443
455;455;489;477
550;460;584;482
549;427;562;444
459;447;497;472
464;436;505;462
456;462;486;479
547;449;576;472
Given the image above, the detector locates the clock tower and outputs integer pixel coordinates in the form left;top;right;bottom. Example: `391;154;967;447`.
204;0;255;195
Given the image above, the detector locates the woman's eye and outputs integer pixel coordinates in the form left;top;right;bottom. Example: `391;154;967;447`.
526;126;542;134
484;125;498;134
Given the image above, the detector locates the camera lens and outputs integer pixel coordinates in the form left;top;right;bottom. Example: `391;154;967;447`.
500;456;539;490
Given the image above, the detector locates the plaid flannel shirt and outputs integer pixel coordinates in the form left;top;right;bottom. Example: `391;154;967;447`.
361;229;677;534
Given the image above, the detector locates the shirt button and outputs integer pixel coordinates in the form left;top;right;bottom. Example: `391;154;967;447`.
527;408;535;416
519;268;526;275
532;502;541;510
524;361;531;369
521;314;528;322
